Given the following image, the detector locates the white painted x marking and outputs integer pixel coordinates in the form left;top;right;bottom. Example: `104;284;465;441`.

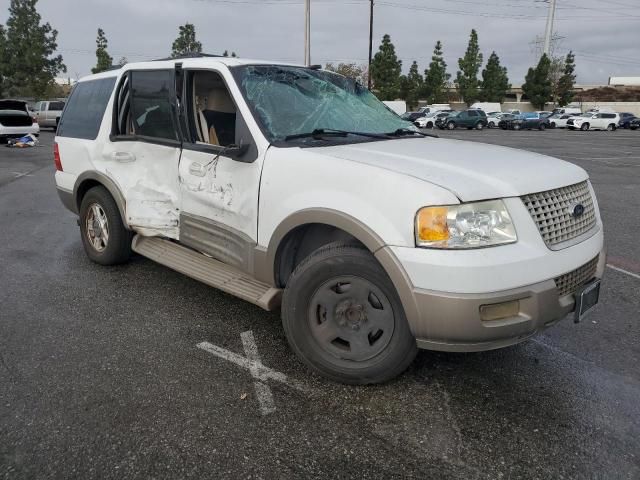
11;172;33;179
197;331;307;416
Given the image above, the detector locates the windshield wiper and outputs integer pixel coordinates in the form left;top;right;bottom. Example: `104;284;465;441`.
283;128;388;141
386;128;439;138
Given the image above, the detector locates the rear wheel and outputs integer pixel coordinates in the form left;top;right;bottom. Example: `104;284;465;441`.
539;123;546;131
607;124;616;131
79;186;132;265
282;243;417;384
427;121;433;128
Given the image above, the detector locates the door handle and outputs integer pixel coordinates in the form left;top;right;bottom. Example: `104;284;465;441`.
111;151;136;163
189;162;207;177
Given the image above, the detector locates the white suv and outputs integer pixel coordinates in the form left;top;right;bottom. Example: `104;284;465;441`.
567;112;620;131
54;57;605;384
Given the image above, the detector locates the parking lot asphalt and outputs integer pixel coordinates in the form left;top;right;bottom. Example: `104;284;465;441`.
1;130;639;479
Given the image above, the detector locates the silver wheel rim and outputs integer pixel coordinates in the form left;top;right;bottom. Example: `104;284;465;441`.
85;202;109;252
308;276;395;362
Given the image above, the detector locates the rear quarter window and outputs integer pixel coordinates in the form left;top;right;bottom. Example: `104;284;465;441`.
57;77;116;140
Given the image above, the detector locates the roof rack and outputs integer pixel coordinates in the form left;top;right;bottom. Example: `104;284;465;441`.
152;52;224;62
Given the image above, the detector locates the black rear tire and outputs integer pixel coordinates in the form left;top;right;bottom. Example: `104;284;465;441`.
79;186;132;266
282;242;417;384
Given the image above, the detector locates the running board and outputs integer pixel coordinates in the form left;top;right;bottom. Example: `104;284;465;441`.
132;235;282;311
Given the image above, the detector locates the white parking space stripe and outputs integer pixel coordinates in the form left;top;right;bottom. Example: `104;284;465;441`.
197;333;308;416
607;264;640;280
241;330;277;415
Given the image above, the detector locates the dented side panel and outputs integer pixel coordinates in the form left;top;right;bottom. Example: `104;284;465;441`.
98;140;182;238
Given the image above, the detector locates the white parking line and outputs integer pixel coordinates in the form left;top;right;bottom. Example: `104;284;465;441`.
606;264;640;280
241;330;276;415
197;331;307;416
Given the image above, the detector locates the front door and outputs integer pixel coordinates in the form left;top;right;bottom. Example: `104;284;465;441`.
177;68;263;272
101;69;182;238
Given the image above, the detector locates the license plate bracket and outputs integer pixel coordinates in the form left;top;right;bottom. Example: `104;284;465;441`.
574;279;601;323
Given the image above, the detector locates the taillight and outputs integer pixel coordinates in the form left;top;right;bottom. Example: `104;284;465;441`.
54;142;63;171
32;116;37;123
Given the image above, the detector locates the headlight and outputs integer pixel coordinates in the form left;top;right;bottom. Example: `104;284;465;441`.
415;200;517;249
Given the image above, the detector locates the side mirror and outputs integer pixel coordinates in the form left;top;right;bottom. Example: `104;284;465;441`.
223;143;251;161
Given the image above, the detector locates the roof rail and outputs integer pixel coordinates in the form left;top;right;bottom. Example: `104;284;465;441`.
152;52;224;62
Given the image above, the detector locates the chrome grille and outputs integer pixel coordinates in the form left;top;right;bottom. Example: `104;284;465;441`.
521;181;596;249
554;256;599;297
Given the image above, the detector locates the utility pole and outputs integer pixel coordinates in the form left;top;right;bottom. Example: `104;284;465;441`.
543;0;557;57
304;0;311;66
368;0;374;90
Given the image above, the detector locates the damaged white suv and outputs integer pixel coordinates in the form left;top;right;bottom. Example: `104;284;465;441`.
55;56;605;384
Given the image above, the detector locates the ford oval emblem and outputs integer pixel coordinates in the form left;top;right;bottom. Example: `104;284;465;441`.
570;203;585;218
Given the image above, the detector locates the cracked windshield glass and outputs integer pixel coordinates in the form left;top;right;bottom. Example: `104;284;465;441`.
233;65;413;142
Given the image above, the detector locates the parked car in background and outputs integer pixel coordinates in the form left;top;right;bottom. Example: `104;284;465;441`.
401;111;426;123
618;112;636;129
548;113;574;129
536;111;553;118
414;110;452;128
0;99;40;142
630;117;640;130
500;112;550;131
417;104;451;115
552;107;582;116
34;100;66;129
486;112;503;128
470;102;501;113
497;113;517;129
436;109;487;130
567;112;620;131
504;109;522;116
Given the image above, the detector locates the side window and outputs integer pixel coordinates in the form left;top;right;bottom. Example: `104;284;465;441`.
57;77;116;140
186;70;238;147
468;110;478;117
112;69;178;141
34;102;42;111
49;101;65;111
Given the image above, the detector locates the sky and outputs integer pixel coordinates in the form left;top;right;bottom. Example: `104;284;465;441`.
1;0;639;85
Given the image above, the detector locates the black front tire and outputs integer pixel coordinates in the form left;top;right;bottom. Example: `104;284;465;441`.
79;186;132;266
282;242;417;385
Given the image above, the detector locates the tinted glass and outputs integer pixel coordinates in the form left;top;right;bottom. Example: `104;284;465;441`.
58;77;116;140
468;111;478;117
130;70;177;140
232;65;411;142
49;101;65;110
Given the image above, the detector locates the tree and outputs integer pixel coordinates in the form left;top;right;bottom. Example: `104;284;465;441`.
556;51;576;107
117;56;128;67
1;0;66;98
91;28;113;74
222;50;237;57
522;54;553;110
399;61;423;110
422;40;450;104
369;34;402;100
480;52;510;103
456;29;483;106
0;25;6;97
325;62;368;85
171;23;202;58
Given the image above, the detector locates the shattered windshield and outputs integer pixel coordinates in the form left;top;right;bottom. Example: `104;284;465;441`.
232;65;413;143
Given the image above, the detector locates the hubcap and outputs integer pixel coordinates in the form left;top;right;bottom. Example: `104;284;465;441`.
308;276;394;361
85;203;109;252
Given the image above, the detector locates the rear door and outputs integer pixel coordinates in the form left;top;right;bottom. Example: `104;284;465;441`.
102;69;182;238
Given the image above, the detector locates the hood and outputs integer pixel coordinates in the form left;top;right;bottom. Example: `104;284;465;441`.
310;137;588;202
0;99;29;112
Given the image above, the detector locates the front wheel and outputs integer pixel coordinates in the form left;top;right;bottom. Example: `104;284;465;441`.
513;124;521;130
79;186;132;265
488;121;495;128
580;123;590;131
539;123;546;131
475;122;484;130
282;243;417;384
447;121;456;130
427;121;433;128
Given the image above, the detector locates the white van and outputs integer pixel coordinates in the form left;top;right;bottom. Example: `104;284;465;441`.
54;57;605;384
470;102;501;113
552;107;581;116
418;104;451;114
